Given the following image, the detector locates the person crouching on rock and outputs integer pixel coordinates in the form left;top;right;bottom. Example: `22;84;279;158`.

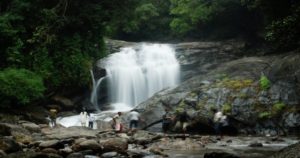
174;109;190;134
113;112;123;133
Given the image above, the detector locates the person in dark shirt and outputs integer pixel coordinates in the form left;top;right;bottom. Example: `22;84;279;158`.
162;110;173;134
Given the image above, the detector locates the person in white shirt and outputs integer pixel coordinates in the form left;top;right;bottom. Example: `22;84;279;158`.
80;111;87;127
212;108;227;138
128;109;141;132
88;114;95;129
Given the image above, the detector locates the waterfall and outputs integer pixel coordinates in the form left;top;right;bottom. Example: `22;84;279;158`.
93;43;180;108
90;69;106;111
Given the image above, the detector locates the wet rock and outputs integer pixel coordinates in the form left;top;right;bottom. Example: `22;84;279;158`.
101;151;119;158
149;147;168;157
79;149;94;155
0;149;6;157
59;144;73;156
42;126;97;139
204;152;240;158
100;138;128;152
6;151;62;158
42;148;58;154
131;130;161;145
0;123;32;144
269;142;300;158
84;155;99;158
127;149;151;158
39;140;60;149
66;152;84;158
75;139;101;151
282;112;300;128
20;122;41;133
0;137;22;153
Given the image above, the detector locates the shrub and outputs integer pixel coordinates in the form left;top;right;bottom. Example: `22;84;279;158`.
0;68;45;104
272;102;286;115
222;103;232;114
259;75;271;90
259;111;271;119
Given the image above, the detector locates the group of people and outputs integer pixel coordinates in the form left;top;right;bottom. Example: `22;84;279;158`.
48;106;228;138
80;111;95;128
112;109;141;133
162;109;190;134
162;108;228;138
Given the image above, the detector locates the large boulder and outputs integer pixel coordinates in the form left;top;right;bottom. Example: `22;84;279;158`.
99;137;128;152
6;151;63;158
39;140;60;149
20;121;41;133
73;139;102;151
0;137;22;153
0;123;33;144
41;126;98;139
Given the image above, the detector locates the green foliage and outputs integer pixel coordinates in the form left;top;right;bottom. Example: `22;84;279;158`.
0;68;45;104
272;102;286;115
169;0;254;38
218;78;253;90
109;0;172;40
222;103;232;114
258;102;286;120
259;75;271;90
0;0;112;96
259;111;271;119
265;6;300;50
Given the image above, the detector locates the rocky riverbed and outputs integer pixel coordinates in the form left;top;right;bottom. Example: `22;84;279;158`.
1;121;299;158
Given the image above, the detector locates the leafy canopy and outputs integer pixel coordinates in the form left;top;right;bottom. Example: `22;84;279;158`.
0;68;45;104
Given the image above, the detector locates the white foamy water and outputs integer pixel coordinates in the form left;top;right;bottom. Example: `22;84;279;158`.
104;43;180;107
57;103;132;128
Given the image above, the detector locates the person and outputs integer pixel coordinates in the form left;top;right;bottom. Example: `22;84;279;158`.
80;111;87;127
174;109;190;134
49;108;57;128
88;114;95;129
162;109;173;134
128;109;141;132
212;108;227;139
112;112;123;133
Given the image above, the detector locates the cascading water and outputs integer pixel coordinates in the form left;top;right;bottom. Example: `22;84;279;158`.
57;43;180;127
90;70;106;111
97;43;180;108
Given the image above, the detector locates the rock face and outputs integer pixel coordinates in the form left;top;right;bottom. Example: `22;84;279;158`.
136;53;300;135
